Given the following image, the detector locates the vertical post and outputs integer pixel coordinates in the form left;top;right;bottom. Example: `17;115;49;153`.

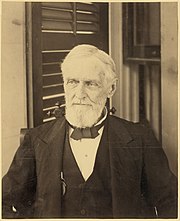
161;2;178;175
31;3;43;126
26;2;34;128
73;2;77;36
109;3;123;117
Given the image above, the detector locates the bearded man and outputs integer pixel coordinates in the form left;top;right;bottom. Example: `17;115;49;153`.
2;45;177;219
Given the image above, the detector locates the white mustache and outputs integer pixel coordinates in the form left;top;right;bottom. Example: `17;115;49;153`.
70;99;92;106
72;103;92;106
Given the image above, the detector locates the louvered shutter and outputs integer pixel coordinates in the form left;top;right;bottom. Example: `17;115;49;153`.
28;2;108;126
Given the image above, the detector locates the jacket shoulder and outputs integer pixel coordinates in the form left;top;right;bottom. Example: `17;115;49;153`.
27;116;65;141
109;115;159;145
109;115;143;132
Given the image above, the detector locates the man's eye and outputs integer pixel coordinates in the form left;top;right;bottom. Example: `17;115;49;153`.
67;80;78;85
86;81;99;87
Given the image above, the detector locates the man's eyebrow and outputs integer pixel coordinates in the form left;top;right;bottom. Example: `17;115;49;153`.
65;78;101;84
84;80;95;82
66;78;79;81
84;80;100;83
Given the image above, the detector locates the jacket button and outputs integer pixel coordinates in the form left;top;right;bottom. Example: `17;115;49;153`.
80;209;86;215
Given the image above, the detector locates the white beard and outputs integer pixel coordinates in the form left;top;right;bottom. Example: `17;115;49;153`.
65;99;106;128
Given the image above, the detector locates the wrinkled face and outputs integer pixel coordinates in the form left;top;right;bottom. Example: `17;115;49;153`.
63;56;115;128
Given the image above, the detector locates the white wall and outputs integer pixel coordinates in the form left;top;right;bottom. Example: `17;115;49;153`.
2;2;27;176
144;65;161;140
109;3;139;123
161;3;178;175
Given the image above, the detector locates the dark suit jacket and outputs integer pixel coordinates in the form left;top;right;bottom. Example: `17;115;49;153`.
2;115;177;218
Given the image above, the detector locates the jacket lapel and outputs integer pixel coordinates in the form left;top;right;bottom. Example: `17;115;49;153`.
34;117;66;218
108;116;143;218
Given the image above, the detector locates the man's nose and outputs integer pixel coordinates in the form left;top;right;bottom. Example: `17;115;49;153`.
75;82;86;99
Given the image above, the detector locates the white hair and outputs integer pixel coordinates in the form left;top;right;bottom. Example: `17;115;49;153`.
61;44;117;82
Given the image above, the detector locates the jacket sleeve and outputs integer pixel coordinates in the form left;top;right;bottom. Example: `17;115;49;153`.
140;124;177;218
2;131;37;218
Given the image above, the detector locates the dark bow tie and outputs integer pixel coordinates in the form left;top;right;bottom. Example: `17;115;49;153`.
69;121;105;140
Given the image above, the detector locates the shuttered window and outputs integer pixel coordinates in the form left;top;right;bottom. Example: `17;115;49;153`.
27;2;108;127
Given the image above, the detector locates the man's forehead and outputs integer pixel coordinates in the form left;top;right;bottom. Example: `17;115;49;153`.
64;71;104;83
63;56;105;80
65;75;102;83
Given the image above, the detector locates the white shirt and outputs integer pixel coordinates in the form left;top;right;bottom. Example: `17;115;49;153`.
68;108;108;181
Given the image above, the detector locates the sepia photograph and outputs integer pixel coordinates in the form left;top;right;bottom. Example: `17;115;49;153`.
1;1;178;219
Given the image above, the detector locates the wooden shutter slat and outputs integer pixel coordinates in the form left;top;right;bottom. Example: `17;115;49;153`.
76;3;99;13
42;2;73;10
42;52;68;63
43;73;63;86
43;109;56;120
42;63;60;75
42;20;73;31
77;12;98;22
42;33;75;50
77;22;99;32
43;85;64;97
42;8;73;21
43;96;65;109
76;33;100;46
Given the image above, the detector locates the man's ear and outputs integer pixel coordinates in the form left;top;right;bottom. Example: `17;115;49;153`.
107;80;117;98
